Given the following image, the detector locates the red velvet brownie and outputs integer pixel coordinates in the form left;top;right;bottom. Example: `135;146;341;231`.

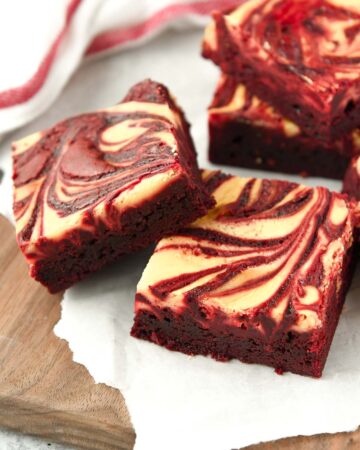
131;171;356;377
202;0;360;141
12;80;214;293
343;156;360;200
209;75;360;179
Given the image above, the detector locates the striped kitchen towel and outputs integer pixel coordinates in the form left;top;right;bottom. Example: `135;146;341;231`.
0;0;239;135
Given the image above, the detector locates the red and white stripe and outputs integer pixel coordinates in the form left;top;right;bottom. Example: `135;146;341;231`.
0;0;240;135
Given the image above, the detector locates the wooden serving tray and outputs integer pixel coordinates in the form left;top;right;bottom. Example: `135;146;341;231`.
0;214;359;450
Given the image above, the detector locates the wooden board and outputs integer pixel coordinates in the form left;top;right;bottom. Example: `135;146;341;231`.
0;213;359;450
0;215;135;450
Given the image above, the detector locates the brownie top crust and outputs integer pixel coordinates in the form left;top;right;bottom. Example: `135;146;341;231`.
137;171;355;335
204;0;360;89
12;80;207;252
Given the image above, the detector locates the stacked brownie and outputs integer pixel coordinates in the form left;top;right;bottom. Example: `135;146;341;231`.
202;0;360;179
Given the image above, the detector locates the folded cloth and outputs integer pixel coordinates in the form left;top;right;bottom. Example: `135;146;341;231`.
0;0;239;135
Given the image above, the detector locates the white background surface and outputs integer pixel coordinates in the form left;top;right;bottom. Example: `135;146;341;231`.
0;29;359;450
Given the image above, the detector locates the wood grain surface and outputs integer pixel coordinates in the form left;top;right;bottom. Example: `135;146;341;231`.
0;215;135;450
0;213;358;450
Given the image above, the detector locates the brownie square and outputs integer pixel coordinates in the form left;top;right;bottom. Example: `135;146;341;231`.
202;0;360;141
131;170;356;377
12;80;214;293
209;75;360;179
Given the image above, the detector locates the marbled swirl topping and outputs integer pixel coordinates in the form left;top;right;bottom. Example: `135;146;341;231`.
136;171;354;335
205;0;360;90
203;0;360;140
13;80;197;256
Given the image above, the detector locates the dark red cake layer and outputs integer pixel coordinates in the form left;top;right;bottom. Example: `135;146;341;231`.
12;79;214;293
203;0;360;141
32;176;208;293
131;170;356;377
208;76;360;179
